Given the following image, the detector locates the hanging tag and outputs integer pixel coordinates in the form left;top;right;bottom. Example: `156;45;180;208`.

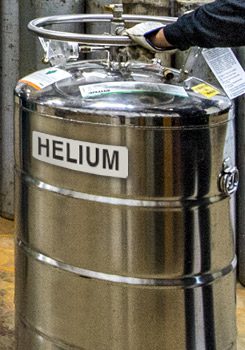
38;37;80;66
202;48;245;99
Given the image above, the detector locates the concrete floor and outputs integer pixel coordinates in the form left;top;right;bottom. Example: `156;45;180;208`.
0;217;245;349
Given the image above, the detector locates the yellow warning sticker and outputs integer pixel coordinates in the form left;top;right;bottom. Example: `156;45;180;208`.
191;83;220;98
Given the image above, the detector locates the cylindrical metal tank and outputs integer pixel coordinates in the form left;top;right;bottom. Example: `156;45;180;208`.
15;63;237;350
15;12;238;350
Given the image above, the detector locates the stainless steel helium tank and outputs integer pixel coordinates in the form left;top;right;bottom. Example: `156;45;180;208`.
14;5;238;350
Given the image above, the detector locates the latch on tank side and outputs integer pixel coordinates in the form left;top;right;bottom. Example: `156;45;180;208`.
219;158;239;196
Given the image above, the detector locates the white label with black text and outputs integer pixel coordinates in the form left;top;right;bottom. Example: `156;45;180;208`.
79;82;189;98
202;48;245;99
19;68;72;90
32;131;128;178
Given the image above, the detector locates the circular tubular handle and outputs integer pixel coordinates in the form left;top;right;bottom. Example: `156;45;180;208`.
28;14;177;46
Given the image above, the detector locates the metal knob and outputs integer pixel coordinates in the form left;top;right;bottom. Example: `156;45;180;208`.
219;158;239;196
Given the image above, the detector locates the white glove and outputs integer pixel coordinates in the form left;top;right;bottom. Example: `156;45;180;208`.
126;22;164;53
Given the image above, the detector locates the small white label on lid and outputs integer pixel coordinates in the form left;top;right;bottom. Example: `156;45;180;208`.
19;68;72;90
79;82;189;98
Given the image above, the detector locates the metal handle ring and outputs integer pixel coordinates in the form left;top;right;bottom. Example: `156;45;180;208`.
28;14;177;47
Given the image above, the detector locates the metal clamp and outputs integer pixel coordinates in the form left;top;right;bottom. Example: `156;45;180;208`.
178;46;203;82
219;158;239;196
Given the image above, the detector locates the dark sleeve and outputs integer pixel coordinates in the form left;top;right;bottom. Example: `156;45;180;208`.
164;0;245;50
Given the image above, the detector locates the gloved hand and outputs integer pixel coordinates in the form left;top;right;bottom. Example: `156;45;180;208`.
126;22;165;53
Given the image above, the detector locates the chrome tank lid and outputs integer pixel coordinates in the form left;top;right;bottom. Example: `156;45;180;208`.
16;61;231;127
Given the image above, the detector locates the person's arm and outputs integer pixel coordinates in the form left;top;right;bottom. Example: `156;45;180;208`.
148;0;245;50
147;28;173;49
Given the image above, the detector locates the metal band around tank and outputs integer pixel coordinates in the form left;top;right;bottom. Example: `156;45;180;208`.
21;172;226;208
28;14;177;45
17;239;237;288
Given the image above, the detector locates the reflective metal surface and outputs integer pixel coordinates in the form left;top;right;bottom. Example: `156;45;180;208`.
15;61;237;349
28;13;176;45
